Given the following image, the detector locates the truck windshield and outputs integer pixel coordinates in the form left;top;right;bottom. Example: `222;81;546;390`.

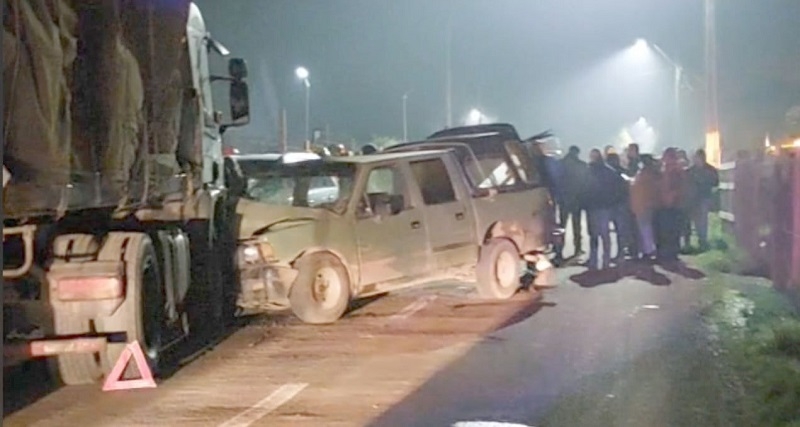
238;161;356;211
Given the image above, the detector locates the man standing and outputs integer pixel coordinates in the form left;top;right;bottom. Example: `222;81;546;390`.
584;149;627;270
686;149;719;252
606;153;635;260
559;146;589;257
655;148;687;262
526;141;565;264
625;143;641;178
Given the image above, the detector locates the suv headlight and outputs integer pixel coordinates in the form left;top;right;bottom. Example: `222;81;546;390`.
237;240;277;265
240;245;261;264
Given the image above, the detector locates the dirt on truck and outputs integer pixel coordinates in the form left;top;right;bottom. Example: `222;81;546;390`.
230;135;559;324
3;0;250;385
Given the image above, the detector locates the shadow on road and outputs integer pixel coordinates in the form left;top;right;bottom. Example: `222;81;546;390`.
346;293;389;316
658;260;706;280
570;262;673;288
493;299;557;332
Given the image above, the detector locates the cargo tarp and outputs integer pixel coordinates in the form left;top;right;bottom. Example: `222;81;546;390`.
3;0;193;219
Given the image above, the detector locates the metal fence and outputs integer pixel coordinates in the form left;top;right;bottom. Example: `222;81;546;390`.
717;152;800;290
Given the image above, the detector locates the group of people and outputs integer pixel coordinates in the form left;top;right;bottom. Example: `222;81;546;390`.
540;142;719;271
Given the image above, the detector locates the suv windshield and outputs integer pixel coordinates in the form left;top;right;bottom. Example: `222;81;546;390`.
238;160;356;211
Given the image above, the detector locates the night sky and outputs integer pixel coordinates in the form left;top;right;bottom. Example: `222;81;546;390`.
196;0;800;154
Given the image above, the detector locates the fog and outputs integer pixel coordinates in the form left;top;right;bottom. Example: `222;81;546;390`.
197;0;800;155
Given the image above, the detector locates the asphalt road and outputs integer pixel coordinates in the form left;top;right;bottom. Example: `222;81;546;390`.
5;255;730;427
371;262;728;427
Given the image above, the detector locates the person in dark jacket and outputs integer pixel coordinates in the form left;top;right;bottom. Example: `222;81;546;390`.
654;148;687;262
676;148;692;249
559;146;589;256
584;149;627;270
625;143;641;178
606;153;636;260
686;149;719;251
527;142;566;263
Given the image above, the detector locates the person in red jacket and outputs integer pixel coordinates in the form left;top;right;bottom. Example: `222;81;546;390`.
654;148;687;262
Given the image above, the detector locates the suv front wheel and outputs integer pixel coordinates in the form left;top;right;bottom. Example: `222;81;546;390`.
476;238;522;299
289;253;351;324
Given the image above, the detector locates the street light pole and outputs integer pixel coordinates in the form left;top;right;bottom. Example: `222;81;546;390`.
674;65;682;144
445;20;453;128
304;80;310;148
651;42;683;144
295;66;311;149
402;93;408;142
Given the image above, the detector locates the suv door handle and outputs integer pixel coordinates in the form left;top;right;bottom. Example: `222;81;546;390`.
455;212;465;220
411;221;421;229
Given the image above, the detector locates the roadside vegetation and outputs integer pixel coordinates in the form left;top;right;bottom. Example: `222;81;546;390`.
696;215;800;427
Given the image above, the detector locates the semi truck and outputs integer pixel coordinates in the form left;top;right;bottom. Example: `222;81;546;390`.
3;0;250;384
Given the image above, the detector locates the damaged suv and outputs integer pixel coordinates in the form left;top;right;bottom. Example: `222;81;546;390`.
231;137;556;324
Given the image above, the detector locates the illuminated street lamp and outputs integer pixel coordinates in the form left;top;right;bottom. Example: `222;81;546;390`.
295;66;311;147
632;38;648;56
468;108;483;125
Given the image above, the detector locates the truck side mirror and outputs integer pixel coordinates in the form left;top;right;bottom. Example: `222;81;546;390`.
229;81;250;124
229;58;248;80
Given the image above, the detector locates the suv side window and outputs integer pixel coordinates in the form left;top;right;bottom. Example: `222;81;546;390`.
410;159;457;205
360;166;407;217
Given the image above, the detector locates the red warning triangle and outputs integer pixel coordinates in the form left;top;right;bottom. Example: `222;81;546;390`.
102;341;157;391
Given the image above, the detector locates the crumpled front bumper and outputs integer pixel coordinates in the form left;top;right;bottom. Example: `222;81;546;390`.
237;261;299;313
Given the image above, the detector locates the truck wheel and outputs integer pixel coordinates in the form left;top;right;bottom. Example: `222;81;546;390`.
95;233;165;380
476;238;522;299
51;234;103;385
289;253;350;324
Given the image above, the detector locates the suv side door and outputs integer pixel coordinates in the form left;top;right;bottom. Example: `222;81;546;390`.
354;162;431;286
409;156;477;270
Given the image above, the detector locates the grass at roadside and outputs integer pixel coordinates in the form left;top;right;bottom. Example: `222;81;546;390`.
694;214;800;426
701;277;800;427
693;214;751;274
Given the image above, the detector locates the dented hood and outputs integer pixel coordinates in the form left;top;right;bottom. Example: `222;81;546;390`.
235;198;325;239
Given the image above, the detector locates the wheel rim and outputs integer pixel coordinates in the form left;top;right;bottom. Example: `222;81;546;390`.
495;250;518;289
312;267;342;310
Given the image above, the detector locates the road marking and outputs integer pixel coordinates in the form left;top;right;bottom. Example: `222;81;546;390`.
453;422;535;427
387;295;437;324
217;383;308;427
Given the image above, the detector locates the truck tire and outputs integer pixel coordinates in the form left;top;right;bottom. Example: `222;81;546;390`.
476;238;522;299
51;234;103;385
289;253;350;324
95;232;165;380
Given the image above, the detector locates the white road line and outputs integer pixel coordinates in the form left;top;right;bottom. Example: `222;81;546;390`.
217;383;308;427
453;422;535;427
387;295;437;324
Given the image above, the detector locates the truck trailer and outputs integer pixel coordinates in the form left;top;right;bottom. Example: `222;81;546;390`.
3;0;250;385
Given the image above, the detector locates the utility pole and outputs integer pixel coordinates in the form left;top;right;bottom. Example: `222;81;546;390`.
705;0;721;166
402;93;408;141
280;109;287;153
445;20;453;128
